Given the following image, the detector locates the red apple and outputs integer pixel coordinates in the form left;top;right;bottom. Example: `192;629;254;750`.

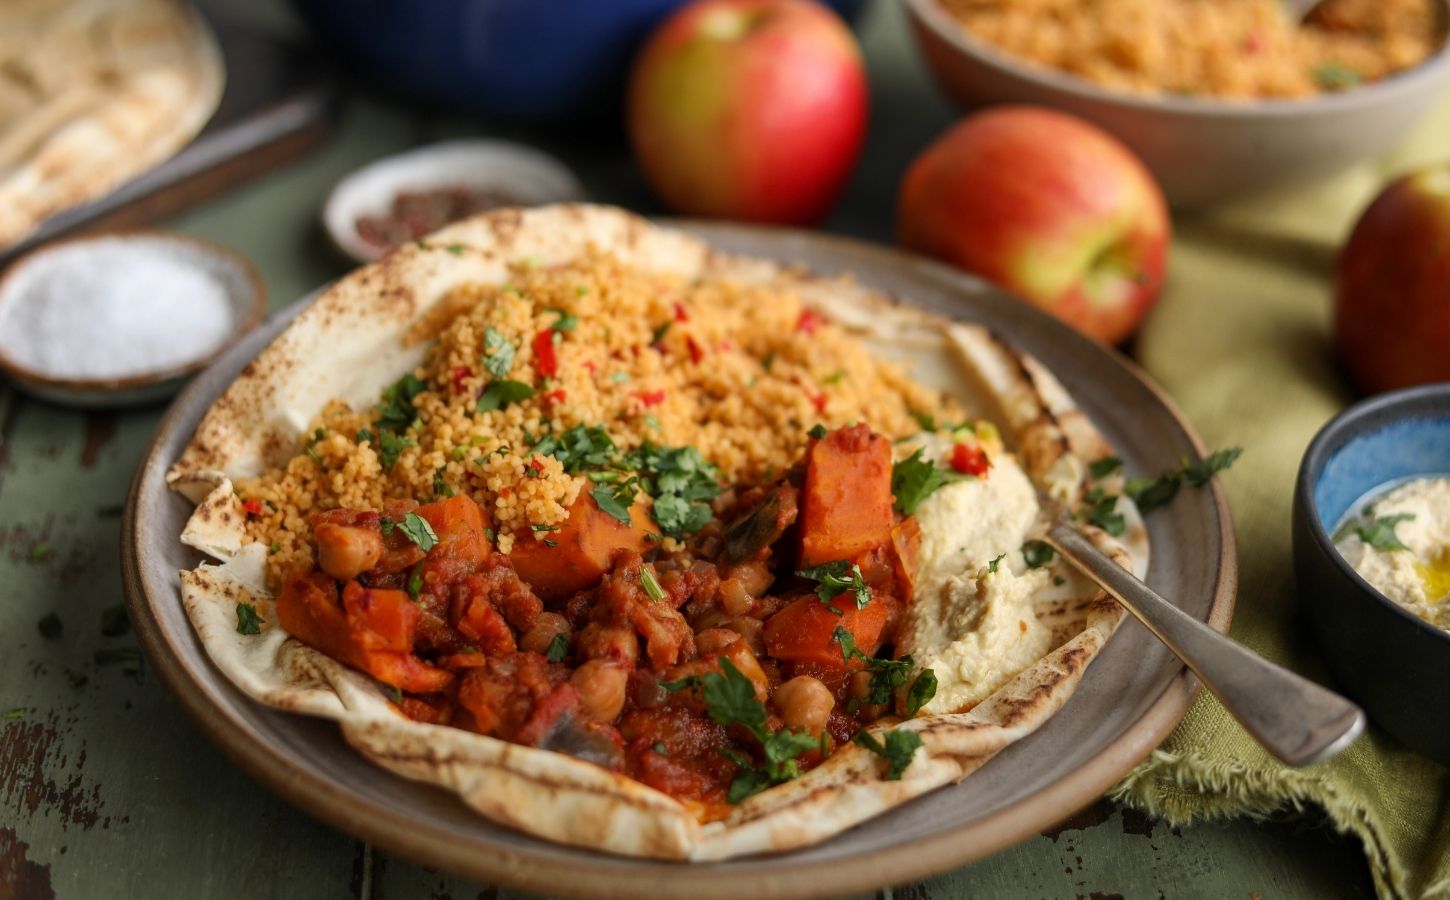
897;107;1170;345
627;0;867;226
1335;166;1450;394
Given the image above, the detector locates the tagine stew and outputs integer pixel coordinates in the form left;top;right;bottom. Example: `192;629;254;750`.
276;422;942;819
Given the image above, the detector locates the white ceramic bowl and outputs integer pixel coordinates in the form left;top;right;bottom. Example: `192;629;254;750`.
904;0;1450;207
323;140;587;263
0;231;266;409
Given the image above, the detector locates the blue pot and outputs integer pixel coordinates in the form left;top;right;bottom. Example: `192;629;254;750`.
292;0;867;124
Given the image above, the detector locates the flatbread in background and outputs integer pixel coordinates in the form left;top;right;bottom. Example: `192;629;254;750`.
0;0;224;250
167;204;1148;859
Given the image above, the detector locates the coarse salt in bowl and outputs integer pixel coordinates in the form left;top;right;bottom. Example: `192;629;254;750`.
0;232;266;408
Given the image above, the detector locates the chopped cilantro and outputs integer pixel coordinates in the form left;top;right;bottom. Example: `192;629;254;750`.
542;539;559;548
235;603;263;635
986;553;1006;574
1126;447;1242;512
1089;456;1123;479
651;321;673;344
808;424;828;439
1087;495;1127;537
651;741;669;756
1313;61;1362;90
482;327;516;377
761;351;776;372
375;373;427;432
304;427;326;465
355;427;374;444
1022;540;1056;569
377;431;413;471
891;448;965;515
663;658;818;803
1347;513;1416;553
398;513;439;552
797;560;871;609
624;443;721;538
905;669;937;716
533;424;618;472
591;480;638;525
611;371;630;384
911;410;937;432
37;613;62;640
545;632;570;663
640;566;666;602
643;413;662;431
477;379;536;412
432;468;454;498
831;626;927;710
406;564;424;599
446;243;464;255
100;604;129;637
853;729;924;780
545;307;579;332
822;369;847;385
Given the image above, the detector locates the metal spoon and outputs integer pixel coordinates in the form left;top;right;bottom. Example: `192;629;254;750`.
1045;520;1364;767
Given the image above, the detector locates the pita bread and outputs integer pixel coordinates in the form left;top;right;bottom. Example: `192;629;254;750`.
0;0;224;250
167;204;1147;859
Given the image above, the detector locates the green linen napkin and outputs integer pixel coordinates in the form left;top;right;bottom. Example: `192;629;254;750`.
1113;96;1450;900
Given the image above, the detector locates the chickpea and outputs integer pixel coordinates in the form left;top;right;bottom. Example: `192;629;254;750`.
718;577;754;617
728;559;774;598
519;612;570;656
571;660;629;722
694;628;741;656
773;676;835;736
315;523;382;581
848;670;888;722
723;616;765;655
576;623;641;666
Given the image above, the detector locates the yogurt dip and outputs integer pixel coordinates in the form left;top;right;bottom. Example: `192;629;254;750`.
1333;476;1450;631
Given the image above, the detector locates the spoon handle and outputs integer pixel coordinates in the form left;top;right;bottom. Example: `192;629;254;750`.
1045;522;1364;766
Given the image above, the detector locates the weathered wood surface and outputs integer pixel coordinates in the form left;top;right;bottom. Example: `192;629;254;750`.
0;2;1381;898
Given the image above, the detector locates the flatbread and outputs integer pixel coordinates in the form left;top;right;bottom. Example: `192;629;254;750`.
0;0;224;250
167;204;1148;860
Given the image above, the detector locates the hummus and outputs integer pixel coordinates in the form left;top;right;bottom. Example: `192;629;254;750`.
896;430;1061;714
1333;476;1450;631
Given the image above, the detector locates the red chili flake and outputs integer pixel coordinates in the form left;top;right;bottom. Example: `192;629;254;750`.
686;336;705;364
638;389;667;407
451;365;472;393
808;391;828;414
796;309;825;334
543;388;567;405
242;498;264;518
673;302;689;322
950;443;992;477
1243;28;1264;54
528;457;546;472
717;339;735;353
583;360;598;375
532;329;559;377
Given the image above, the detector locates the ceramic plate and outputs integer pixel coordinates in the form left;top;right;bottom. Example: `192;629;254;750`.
122;224;1236;899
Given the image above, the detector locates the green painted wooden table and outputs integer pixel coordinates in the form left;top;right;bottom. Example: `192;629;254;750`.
0;2;1382;898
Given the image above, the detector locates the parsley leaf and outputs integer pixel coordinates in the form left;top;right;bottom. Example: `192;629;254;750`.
397;512;439;552
235;603;263;635
1352;513;1416;552
891;448;965;515
911;410;937;432
545;632;570;663
476;379;536;412
1089;456;1123;479
853;729;924;780
1022;540;1056;569
1183;448;1244;488
986;553;1005;574
533;424;618;472
798;560;872;609
482;327;516;377
545;307;579;332
624;442;721;538
831;626;925;710
406;564;424;599
1313;61;1362;90
808;424;828;439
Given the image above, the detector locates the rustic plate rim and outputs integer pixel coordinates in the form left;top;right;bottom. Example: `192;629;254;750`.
122;224;1236;899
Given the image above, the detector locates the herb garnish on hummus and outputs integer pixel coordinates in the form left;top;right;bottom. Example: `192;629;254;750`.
1334;477;1450;631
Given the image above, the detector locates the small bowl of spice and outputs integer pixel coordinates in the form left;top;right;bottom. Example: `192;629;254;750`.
0;231;266;408
1293;382;1450;764
324;140;586;263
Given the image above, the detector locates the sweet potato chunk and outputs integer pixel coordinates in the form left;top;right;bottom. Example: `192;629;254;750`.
414;494;491;569
763;594;892;667
509;492;659;601
277;572;452;693
798;425;895;568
